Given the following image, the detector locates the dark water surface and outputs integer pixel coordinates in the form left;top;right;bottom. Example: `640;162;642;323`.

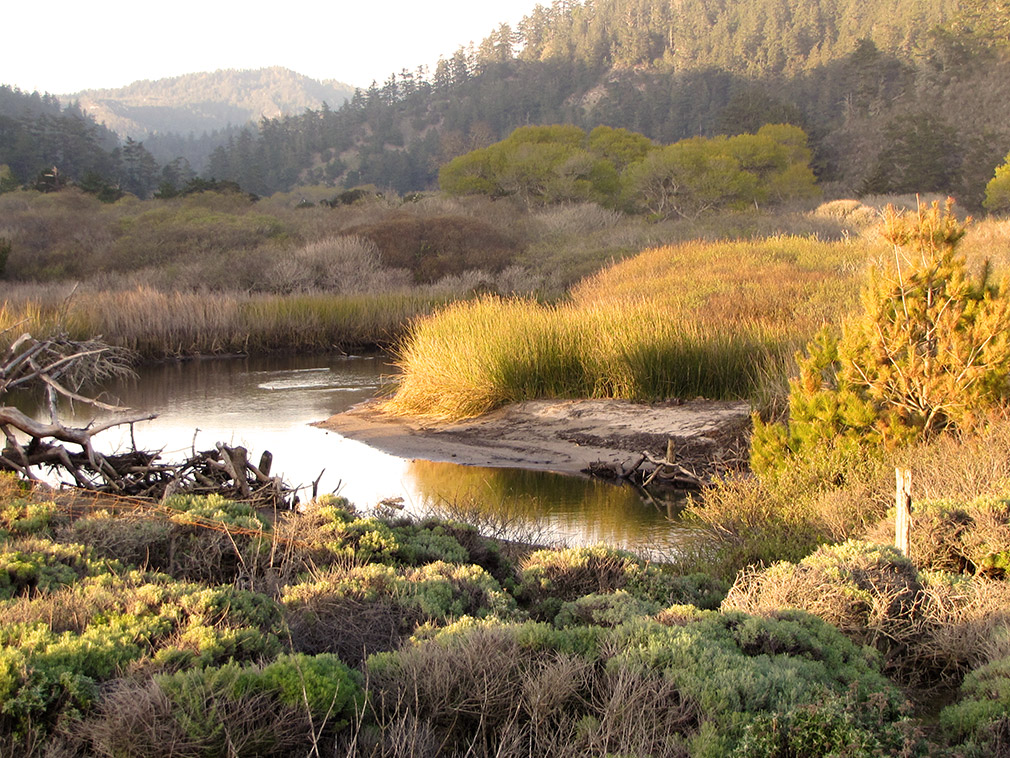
22;355;698;554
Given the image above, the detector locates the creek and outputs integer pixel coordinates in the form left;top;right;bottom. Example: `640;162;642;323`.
20;354;699;555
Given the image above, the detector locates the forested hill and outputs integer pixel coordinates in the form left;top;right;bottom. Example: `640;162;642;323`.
4;0;1010;206
197;0;1010;205
67;67;356;139
512;0;959;74
0;86;127;193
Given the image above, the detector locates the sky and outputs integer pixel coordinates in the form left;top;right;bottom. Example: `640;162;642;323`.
3;0;544;95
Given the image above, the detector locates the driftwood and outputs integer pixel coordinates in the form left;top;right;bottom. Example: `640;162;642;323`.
583;438;704;492
0;332;295;509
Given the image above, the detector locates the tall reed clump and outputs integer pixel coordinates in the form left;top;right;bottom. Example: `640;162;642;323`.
386;235;869;420
386;295;781;419
4;287;442;358
386;297;590;419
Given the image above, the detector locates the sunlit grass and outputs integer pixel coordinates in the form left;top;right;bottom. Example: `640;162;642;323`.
386;235;874;420
0;287;443;358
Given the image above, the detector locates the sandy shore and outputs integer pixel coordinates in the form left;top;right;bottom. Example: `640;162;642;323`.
315;398;752;478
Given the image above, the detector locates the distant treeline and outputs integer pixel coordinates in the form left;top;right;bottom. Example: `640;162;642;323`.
4;0;1010;206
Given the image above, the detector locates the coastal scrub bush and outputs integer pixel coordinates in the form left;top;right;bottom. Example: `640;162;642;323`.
267;234;408;294
282;561;515;664
0;564;286;742
359;611;913;757
723;540;1010;691
902;496;1010;575
0;539;113;599
164;492;269;531
0;498;62;538
753;200;1010;481
517;545;728;621
80;654;364;757
344;214;522;283
939;655;1010;756
313;509;500;568
63;500;273;586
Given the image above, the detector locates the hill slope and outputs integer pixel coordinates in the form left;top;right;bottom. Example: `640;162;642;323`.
197;0;1010;203
66;67;355;137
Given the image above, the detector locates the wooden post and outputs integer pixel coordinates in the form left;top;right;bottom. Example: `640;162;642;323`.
895;468;912;556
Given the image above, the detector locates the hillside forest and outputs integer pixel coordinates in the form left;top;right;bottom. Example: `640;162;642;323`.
3;0;1010;206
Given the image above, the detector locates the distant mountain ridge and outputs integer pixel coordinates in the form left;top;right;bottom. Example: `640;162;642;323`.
65;67;356;138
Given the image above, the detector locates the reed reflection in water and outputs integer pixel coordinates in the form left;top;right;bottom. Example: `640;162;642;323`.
406;459;700;555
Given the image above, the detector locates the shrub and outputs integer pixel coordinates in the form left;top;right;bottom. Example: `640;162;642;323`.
266;234;407;294
753;200;1010;481
282;561;515;665
0;476;62;537
344;214;522;283
0;564;287;742
517;545;727;621
63;504;273;586
0;540;111;599
360;611;910;757
902;497;1010;575
87;654;364;757
554;590;660;628
724;540;1010;691
939;655;1010;755
517;545;644;614
164;493;269;531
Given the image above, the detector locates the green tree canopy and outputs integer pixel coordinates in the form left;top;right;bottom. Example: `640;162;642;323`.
984;151;1010;213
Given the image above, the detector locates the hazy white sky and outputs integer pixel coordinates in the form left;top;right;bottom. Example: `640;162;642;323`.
4;0;543;95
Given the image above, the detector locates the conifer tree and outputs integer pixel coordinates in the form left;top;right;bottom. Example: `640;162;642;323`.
753;200;1010;477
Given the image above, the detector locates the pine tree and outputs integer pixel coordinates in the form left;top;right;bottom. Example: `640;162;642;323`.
753;200;1010;477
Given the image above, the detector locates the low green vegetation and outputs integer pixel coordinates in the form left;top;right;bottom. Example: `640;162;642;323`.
1;465;1008;756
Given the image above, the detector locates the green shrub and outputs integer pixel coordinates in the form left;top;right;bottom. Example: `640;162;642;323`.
518;545;727;621
282;562;515;665
164;493;269;531
554;590;659;628
0;565;286;741
724;540;1010;692
361;611;909;756
905;497;1010;575
0;498;62;537
150;654;362;755
404;561;515;619
939;656;1010;755
753;200;1010;481
0;541;112;599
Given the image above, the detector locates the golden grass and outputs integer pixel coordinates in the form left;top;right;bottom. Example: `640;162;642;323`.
0;287;442;358
386;235;874;420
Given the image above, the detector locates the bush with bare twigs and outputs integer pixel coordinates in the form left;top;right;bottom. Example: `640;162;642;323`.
723;540;1010;693
356;612;915;757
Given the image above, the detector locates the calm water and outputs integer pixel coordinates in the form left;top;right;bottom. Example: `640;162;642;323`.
18;355;696;554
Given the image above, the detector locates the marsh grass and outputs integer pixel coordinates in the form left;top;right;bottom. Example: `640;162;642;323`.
387;235;871;420
0;287;443;357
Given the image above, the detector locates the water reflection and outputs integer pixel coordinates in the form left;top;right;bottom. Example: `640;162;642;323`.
406;460;691;554
12;354;698;553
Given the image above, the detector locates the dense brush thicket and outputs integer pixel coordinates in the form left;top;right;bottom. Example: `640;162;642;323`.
0;467;1008;756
